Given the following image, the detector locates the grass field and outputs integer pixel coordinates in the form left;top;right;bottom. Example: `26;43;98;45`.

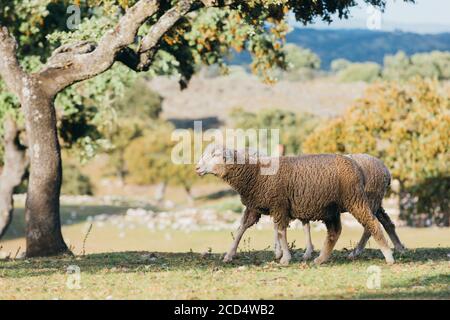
0;199;449;300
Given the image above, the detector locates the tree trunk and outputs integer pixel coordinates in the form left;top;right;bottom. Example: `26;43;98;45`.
116;152;126;187
154;181;167;204
184;185;194;206
0;118;29;239
22;81;68;257
398;180;409;225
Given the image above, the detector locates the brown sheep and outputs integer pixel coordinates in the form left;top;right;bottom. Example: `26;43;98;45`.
196;143;395;265
229;153;406;262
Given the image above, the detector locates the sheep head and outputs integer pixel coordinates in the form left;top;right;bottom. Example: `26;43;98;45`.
195;143;234;176
196;143;264;177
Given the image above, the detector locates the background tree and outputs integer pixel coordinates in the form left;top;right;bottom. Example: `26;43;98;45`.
330;58;351;73
103;79;163;185
304;79;450;226
283;43;321;81
229;107;319;155
335;62;381;83
124;122;199;204
383;51;450;81
0;117;28;238
0;0;413;256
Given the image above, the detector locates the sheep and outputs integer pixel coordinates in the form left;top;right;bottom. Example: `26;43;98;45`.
227;153;406;263
340;154;405;257
196;143;395;265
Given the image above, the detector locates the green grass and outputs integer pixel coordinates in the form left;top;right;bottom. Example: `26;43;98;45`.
0;249;448;299
1;200;449;299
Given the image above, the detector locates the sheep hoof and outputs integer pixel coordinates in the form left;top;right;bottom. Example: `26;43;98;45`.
275;250;283;260
313;257;327;265
223;254;234;263
302;251;313;261
279;256;291;266
348;250;360;259
383;250;395;264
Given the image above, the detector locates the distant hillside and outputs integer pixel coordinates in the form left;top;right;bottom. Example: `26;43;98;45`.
231;28;450;69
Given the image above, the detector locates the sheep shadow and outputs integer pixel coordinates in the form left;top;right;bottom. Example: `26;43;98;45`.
1;247;448;279
309;273;450;299
3;203;159;241
230;247;450;266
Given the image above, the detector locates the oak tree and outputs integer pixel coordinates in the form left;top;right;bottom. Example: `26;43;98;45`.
0;0;412;256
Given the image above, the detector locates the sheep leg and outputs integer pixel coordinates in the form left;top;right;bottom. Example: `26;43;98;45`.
349;202;394;264
277;226;292;265
349;207;406;259
348;229;371;259
314;217;342;265
223;208;260;262
302;222;314;260
376;207;406;252
273;224;283;260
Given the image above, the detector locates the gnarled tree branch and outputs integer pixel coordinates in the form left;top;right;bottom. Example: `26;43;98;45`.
116;0;196;72
0;26;26;98
34;0;237;92
139;0;193;52
38;0;161;94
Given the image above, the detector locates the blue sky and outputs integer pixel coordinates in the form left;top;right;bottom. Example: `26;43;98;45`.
290;0;450;33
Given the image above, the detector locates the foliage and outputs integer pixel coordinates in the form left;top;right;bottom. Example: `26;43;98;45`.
229;107;320;155
383;51;450;81
304;79;450;226
61;163;93;195
124;121;199;195
330;58;351;73
283;43;321;81
336;62;381;83
113;79;163;120
102;119;144;182
100;80;163;182
0;1;414;160
332;51;450;83
0;0;417;190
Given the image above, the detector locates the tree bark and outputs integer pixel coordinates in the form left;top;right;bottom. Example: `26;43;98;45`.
154;181;167;204
184;185;194;205
0;117;29;239
22;78;68;257
0;0;195;257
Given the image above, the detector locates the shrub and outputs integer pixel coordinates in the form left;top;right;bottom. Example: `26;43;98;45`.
330;58;351;73
383;51;450;81
304;79;450;226
283;44;321;81
61;163;93;195
229;107;320;155
124;122;199;202
337;62;381;83
113;79;162;119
